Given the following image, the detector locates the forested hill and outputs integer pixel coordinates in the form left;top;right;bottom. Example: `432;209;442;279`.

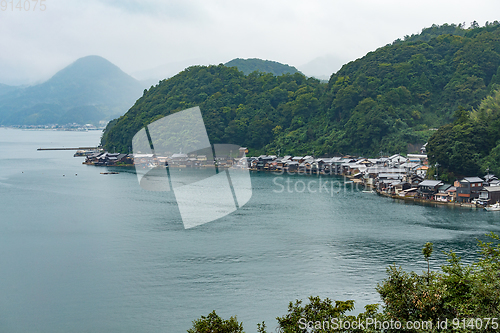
102;22;500;157
224;58;299;76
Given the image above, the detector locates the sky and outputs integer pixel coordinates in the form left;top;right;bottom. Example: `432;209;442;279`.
1;0;500;85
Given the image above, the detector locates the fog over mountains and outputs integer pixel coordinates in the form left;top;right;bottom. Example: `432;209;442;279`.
0;56;144;126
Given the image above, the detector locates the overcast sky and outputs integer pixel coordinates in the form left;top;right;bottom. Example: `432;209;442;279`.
1;0;500;85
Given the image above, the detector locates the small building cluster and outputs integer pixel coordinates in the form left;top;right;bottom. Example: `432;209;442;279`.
83;147;249;169
83;152;134;166
83;149;499;206
246;152;500;206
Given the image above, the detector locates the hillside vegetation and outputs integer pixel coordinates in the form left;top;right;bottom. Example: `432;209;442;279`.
427;88;500;181
224;58;300;76
102;22;500;159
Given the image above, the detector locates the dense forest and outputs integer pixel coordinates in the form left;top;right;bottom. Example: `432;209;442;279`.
102;22;500;161
427;87;500;181
187;233;500;333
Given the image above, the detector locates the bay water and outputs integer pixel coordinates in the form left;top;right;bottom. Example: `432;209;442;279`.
1;128;499;332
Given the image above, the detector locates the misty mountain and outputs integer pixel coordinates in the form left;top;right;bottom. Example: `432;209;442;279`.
224;58;300;76
298;55;346;81
132;57;209;85
0;55;144;126
0;83;20;97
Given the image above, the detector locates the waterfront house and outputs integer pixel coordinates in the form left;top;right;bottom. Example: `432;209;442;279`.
455;177;484;203
435;184;453;202
285;160;299;171
417;180;444;200
393;181;411;195
478;186;500;205
399;187;418;197
197;155;208;164
170;153;188;167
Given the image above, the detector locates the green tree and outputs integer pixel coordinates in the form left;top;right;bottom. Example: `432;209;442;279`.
187;310;244;333
422;242;433;282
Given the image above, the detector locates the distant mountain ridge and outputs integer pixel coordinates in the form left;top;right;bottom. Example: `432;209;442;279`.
0;55;144;126
224;58;300;76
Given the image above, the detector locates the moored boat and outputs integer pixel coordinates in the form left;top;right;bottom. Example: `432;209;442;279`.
485;202;500;211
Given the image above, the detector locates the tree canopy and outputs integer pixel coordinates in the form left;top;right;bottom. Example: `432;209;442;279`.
427;88;500;181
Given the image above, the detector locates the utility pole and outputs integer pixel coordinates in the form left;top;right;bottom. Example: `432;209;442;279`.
435;162;440;180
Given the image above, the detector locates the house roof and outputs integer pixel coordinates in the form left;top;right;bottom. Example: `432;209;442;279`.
388;154;407;161
378;173;402;179
366;167;406;174
418;180;444;187
171;153;188;158
462;177;484;183
401;187;418;193
438;184;452;192
407;154;428;159
482;186;500;192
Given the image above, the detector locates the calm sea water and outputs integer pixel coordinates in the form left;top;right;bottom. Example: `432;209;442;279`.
1;128;499;333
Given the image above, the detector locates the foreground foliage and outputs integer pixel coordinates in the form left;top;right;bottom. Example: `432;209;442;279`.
189;233;500;332
188;310;244;333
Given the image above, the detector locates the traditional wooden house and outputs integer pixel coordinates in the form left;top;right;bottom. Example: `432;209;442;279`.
478;186;500;205
455;177;484;203
434;184;453;202
417;180;444;200
285;160;299;172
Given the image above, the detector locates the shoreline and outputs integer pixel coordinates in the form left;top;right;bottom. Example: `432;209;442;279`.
376;190;482;209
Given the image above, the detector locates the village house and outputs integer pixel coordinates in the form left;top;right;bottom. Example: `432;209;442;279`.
417;180;444;200
455;177;484;203
478;186;500;205
387;154;408;167
415;165;429;178
434;184;453;202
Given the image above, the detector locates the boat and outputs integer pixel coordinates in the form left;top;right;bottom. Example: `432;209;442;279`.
485;202;500;211
362;190;375;193
100;172;119;175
